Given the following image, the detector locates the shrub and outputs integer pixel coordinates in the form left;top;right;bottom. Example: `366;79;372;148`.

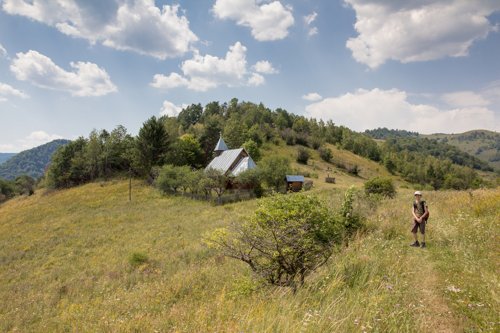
347;164;360;176
236;169;264;197
259;156;291;192
319;146;333;162
206;190;361;291
296;147;310;164
129;252;148;267
364;177;396;198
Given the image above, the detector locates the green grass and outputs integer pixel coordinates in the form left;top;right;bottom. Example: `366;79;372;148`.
0;180;498;332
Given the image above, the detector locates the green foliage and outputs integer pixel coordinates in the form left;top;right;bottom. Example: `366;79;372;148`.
155;165;191;194
204;168;229;199
0;178;15;202
178;104;203;130
223;117;248;148
206;193;345;290
46;127;134;188
128;252;149;267
207;190;364;290
259;156;291;192
14;175;36;196
365;127;419;139
0;139;70;180
166;134;203;168
136;116;170;175
296;147;310;164
235;169;264;197
319;146;333;162
243;140;260;162
364;177;396;198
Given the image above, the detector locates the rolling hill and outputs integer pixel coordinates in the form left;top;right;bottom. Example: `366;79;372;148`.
0;139;70;180
0;177;497;332
0;153;16;165
425;130;500;171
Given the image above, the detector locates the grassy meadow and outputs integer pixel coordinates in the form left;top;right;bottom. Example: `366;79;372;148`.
0;175;498;332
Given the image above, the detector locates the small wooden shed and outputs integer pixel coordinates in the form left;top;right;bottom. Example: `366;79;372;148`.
285;175;305;192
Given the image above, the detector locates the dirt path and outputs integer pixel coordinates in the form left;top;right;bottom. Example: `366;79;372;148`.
407;247;462;333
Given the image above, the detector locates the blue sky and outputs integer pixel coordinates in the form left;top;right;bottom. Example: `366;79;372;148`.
0;0;499;152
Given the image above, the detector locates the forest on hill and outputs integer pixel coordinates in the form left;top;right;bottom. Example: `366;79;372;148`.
41;99;491;193
0;139;70;180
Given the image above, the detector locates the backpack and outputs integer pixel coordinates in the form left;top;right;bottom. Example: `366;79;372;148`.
414;200;430;221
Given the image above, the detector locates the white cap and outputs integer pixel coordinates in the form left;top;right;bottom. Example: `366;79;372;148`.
414;191;422;196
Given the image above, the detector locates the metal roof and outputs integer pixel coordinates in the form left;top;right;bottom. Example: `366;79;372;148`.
206;148;244;174
230;156;257;176
214;136;228;151
286;175;305;182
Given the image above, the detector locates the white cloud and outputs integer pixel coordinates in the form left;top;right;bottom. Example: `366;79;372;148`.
151;42;270;91
344;0;500;68
2;0;198;59
305;88;499;134
10;50;117;97
0;130;64;152
0;82;29;100
442;91;490;108
248;73;265;86
213;0;294;41
160;100;186;117
252;60;278;74
302;92;322;102
0;43;6;57
304;11;318;36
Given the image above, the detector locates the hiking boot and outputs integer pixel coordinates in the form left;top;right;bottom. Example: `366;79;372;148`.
420;242;426;248
410;241;420;247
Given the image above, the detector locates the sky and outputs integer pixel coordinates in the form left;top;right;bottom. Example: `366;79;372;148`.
0;0;499;152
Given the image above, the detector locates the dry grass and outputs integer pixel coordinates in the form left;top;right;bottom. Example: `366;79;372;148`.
0;180;498;332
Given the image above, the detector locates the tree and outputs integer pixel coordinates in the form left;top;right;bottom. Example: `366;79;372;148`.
136;116;169;176
243;139;261;162
155;165;185;194
236;168;264;197
259;156;291;192
224;117;247;148
206;192;348;291
364;177;396;198
15;175;36;196
166;134;203;168
319;146;333;163
0;178;15;202
46;138;88;188
205;168;228;202
296;147;310;164
178;103;203;130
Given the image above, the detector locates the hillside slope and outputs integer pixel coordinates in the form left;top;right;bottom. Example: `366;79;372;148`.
425;130;500;171
0;180;497;332
0;139;70;180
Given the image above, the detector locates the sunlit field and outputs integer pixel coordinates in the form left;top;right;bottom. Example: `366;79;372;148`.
0;179;498;332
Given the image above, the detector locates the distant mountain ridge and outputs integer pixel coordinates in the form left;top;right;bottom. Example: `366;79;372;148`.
0;139;70;180
424;130;500;171
0;153;16;165
365;128;499;171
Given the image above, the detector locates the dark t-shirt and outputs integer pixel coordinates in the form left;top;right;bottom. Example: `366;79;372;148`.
413;200;428;219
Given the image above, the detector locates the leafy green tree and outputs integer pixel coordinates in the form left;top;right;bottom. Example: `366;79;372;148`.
236;168;264;197
199;115;223;164
319;146;333;163
259;156;291;192
136;116;169;176
46;138;88;188
205;168;228;202
223;117;247;148
15;175;36;196
166;134;203;168
206;192;347;291
155;165;184;194
296;147;310;164
364;177;396;198
0;178;15;202
178;103;203;130
243;139;261;162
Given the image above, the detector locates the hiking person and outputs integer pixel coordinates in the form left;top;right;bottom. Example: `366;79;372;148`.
410;191;429;248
